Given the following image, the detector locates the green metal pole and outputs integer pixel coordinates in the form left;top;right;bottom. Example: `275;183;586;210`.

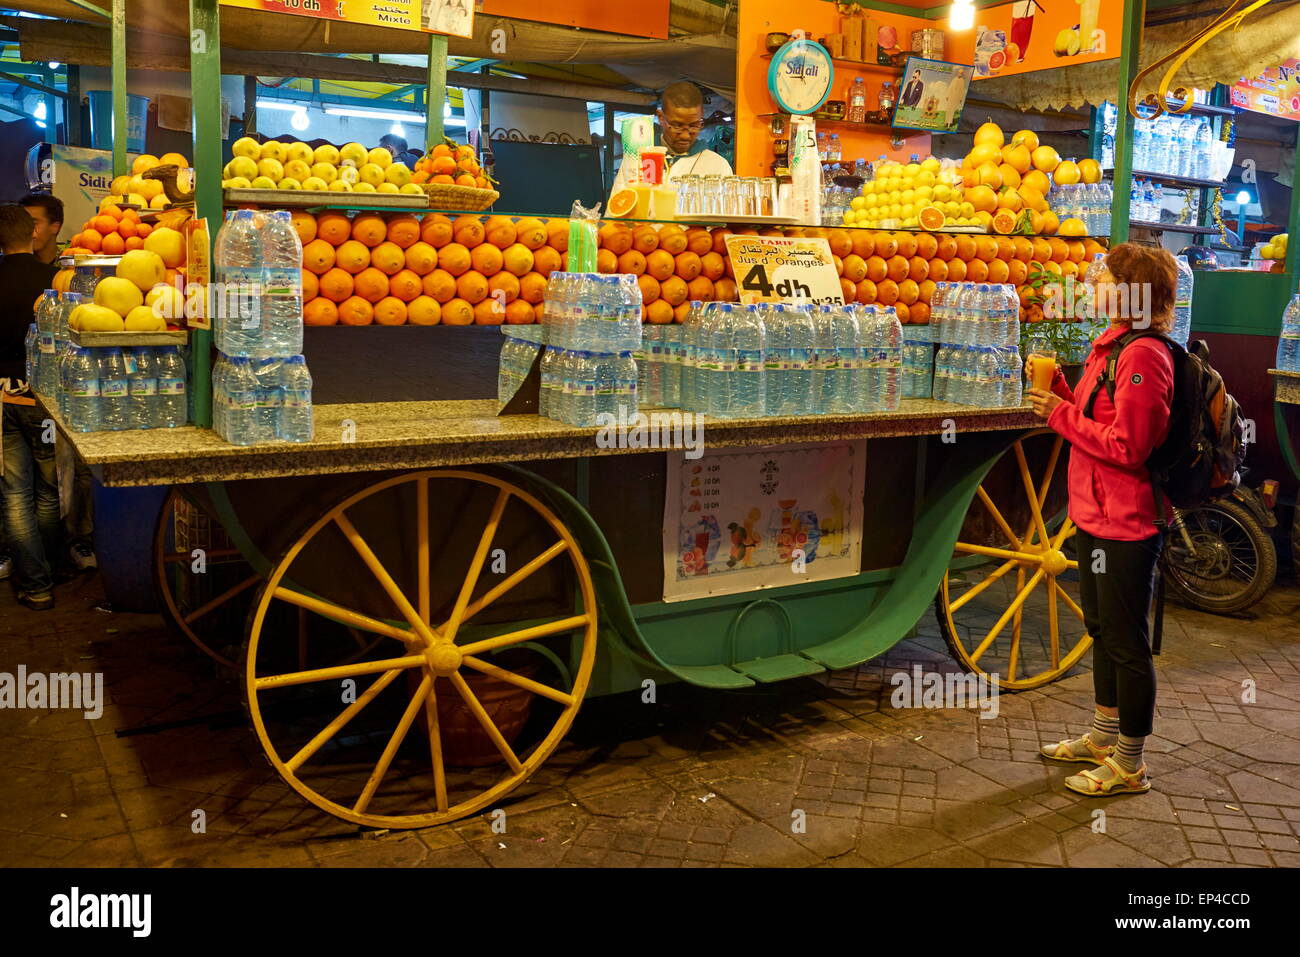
189;0;222;429
1109;0;1146;245
111;0;127;175
426;33;447;148
1283;143;1300;284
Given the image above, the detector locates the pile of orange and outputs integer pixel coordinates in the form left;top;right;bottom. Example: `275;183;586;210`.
823;227;1106;324
298;211;556;326
593;222;736;324
65;203;156;258
411;143;490;189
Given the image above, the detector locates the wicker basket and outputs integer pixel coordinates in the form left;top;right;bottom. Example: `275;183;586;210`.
420;183;499;212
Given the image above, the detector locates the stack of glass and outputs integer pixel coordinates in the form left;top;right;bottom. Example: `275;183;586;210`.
213;208;314;445
537;272;642;427
931;282;1023;408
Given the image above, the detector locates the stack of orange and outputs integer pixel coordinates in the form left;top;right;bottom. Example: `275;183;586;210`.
593;222;737;324
65;202;156;258
299;211;556;326
827;228;1106;323
411;142;490;188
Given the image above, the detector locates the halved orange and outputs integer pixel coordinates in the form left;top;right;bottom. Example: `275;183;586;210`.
918;205;946;231
992;209;1018;235
608;188;638;219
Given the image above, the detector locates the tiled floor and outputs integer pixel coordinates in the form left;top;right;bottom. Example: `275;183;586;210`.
2;568;1298;868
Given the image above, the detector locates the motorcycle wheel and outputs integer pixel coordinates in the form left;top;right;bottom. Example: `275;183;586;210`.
1164;497;1277;615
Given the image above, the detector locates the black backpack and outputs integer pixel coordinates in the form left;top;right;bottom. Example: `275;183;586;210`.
1083;330;1246;525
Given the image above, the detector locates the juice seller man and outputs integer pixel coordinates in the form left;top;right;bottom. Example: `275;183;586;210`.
610;81;733;195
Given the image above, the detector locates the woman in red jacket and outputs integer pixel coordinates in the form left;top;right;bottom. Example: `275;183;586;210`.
1028;243;1177;797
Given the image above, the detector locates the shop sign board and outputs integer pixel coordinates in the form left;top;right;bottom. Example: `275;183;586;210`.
662;440;867;602
219;0;475;38
1231;59;1300;120
724;234;844;306
31;145;123;247
971;0;1121;80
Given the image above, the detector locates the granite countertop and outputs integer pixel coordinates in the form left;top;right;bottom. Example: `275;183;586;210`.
46;395;1041;487
1271;368;1300;405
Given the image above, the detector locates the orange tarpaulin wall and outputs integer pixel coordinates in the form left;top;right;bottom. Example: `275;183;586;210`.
483;0;671;40
736;1;982;177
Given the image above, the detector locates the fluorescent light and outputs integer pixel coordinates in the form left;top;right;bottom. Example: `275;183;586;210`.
324;106;422;120
257;99;306;112
291;110;310;131
950;0;974;30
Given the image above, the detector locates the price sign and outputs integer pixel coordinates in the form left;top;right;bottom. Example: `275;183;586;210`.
724;234;845;306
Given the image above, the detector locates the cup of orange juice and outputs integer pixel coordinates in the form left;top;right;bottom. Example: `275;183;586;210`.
1027;337;1057;392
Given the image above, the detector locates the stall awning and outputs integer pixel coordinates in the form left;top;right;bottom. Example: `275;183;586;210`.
975;0;1300;112
8;0;737;99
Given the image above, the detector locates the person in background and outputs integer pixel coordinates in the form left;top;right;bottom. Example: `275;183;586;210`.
0;204;62;609
19;191;95;571
901;70;926;109
378;133;423;171
20;191;63;266
609;81;733;195
1029;243;1177;797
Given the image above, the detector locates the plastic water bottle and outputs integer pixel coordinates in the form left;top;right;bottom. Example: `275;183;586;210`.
830;306;861;413
784;304;814;415
66;347;101;432
616;351;638;418
215;209;263;357
279;355;314;442
155;346;186;428
24;324;37;384
881;306;902;411
761;304;786;416
1278;295;1300;372
1193;119;1213;180
259;210;304;358
1133;122;1151;171
1172;255;1194;347
539;347;559;417
253;358;283;442
733;304;766;418
571;351;596;426
976;347;999;407
225;357;260;445
125;347;158;429
97;348;129;431
701;303;731;418
592;352;615;418
679;301;703;411
34;290;58;395
810;306;836;414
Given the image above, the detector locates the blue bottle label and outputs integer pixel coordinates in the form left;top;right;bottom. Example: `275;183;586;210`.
263;267;301;298
101;379;127;398
131;380;158;396
158;377;186;396
72;383;100;398
737;350;763;372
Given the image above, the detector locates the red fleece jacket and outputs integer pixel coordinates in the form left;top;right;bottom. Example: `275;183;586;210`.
1045;324;1174;541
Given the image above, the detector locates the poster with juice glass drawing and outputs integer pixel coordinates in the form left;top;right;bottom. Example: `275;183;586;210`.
661;441;866;602
891;58;973;134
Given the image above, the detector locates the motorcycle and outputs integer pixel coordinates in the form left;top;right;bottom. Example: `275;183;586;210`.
1162;481;1280;615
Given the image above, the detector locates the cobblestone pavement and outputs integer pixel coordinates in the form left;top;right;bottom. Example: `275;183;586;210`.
2;570;1298;868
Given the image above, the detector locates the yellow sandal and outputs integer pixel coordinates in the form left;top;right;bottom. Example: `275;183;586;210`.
1040;735;1114;766
1064;757;1151;797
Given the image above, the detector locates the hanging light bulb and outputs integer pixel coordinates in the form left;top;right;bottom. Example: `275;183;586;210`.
950;0;975;31
290;109;309;132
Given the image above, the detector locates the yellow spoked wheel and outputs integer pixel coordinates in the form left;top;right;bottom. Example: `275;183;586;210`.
936;430;1092;691
153;488;260;668
244;470;598;829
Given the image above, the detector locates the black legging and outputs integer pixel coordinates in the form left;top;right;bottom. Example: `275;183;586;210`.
1075;527;1163;737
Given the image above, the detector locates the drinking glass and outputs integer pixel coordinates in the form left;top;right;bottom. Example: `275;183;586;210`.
760;177;778;217
700;175;725;216
741;177;761;216
1025;337;1057;392
675;175;698;217
722;176;743;217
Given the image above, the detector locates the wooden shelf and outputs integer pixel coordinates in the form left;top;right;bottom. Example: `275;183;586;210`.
759;50;904;76
1129;220;1222;236
1107;169;1225;190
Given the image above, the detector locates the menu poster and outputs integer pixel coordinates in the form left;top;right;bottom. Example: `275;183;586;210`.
971;0;1121;80
1232;59;1300;120
219;0;476;38
892;58;973;134
661;441;866;602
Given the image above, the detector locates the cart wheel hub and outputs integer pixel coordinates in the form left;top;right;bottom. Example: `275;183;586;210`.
1042;549;1069;576
426;643;463;676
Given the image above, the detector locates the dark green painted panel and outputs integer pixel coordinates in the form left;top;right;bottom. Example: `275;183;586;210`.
1190;270;1290;337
